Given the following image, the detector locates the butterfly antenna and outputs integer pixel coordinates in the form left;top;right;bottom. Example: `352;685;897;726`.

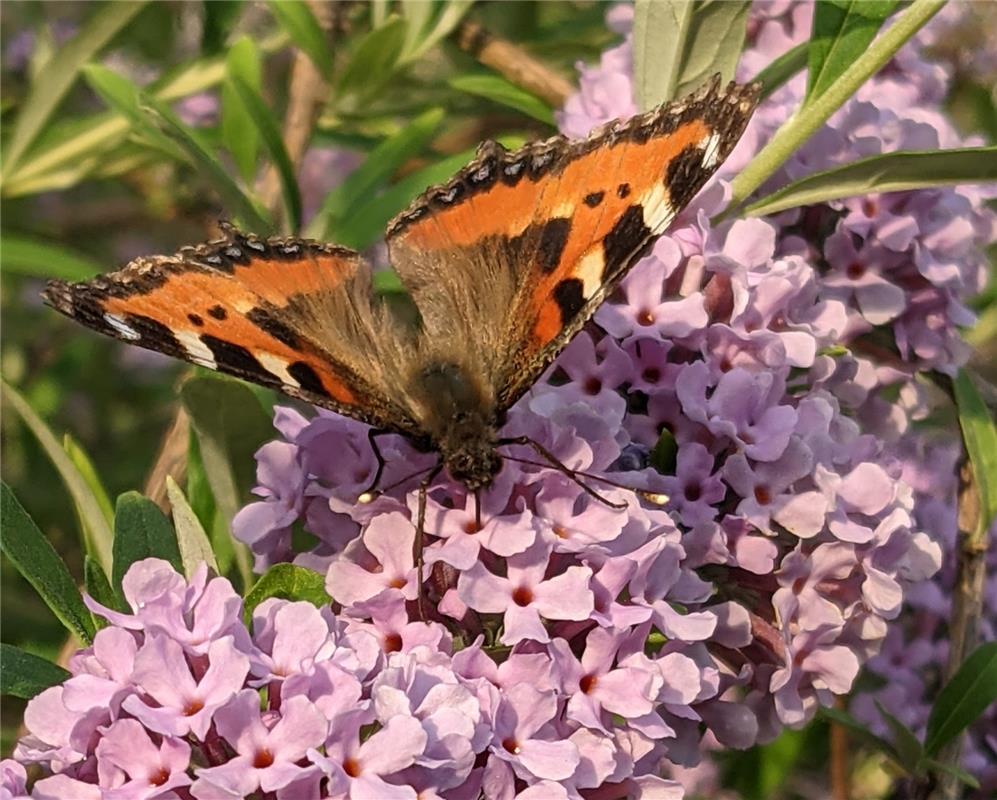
498;436;669;509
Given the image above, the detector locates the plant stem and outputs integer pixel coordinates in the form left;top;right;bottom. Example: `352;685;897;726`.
727;0;945;210
454;20;574;108
931;458;990;800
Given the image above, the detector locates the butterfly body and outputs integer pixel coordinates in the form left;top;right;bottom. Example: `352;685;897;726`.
44;77;759;499
410;360;502;490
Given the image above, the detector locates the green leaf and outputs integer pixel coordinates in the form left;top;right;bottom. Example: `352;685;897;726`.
336;16;408;109
373;270;406;295
222;37;262;183
266;0;333;78
186;430;231;575
921;757;981;789
752;42;808;101
308;107;445;240
111;492;183;597
397;0;472;64
1;483;96;644
84;64;271;231
807;1;897;104
180;374;274;587
0;644;70;699
650;429;678;475
1;1;148;182
84;554;122;629
1;380;113;572
876;701;925;773
63;434;115;567
449;75;555;125
925;641;997;756
0;233;103;281
140;98;272;233
228;76;303;233
728;0;946;209
166;475;219;578
3;32;288;198
243;563;331;624
743;147;997;217
633;0;750;109
953;371;997;534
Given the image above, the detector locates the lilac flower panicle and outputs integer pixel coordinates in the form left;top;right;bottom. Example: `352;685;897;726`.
12;1;995;796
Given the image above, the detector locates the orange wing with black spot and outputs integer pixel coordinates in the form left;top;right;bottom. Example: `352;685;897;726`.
386;77;759;410
43;227;421;434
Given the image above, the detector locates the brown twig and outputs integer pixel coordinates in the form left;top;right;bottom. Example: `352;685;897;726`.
143;405;190;510
454;19;574;109
830;696;851;800
257;0;337;227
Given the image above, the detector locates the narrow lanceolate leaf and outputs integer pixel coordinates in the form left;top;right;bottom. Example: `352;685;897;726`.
953;371;997;534
1;483;96;644
0;233;103;281
1;380;113;572
336;16;408;109
140;99;272;233
925;642;997;756
753;42;808;100
166;475;218;578
743;147;997;217
222;37;263;183
875;701;925;773
111;491;183;597
0;644;70;699
243;564;331;624
228;76;303;233
180;374;273;587
63;434;114;526
807;0;898;103
266;0;333;78
309;107;445;240
728;0;946;208
84;554;123;629
4;32;288;198
1;1;148;182
449;75;555;125
633;0;750;109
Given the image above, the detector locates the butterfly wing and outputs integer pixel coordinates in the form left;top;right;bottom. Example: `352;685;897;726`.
43;227;422;435
386;77;759;411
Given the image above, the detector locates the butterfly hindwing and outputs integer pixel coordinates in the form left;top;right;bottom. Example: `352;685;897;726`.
43;229;421;434
386;77;759;410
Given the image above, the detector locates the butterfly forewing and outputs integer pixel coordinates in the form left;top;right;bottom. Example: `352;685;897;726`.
43;231;421;435
386;77;759;412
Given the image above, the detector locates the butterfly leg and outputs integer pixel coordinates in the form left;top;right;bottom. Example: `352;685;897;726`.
358;429;391;501
414;462;443;621
497;436;628;510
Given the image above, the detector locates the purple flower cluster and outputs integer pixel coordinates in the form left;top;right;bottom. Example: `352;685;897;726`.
5;556;709;799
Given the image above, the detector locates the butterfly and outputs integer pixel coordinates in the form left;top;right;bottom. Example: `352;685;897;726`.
44;76;758;513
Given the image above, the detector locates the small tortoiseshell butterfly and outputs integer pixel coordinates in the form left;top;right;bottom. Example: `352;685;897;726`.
45;77;758;504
